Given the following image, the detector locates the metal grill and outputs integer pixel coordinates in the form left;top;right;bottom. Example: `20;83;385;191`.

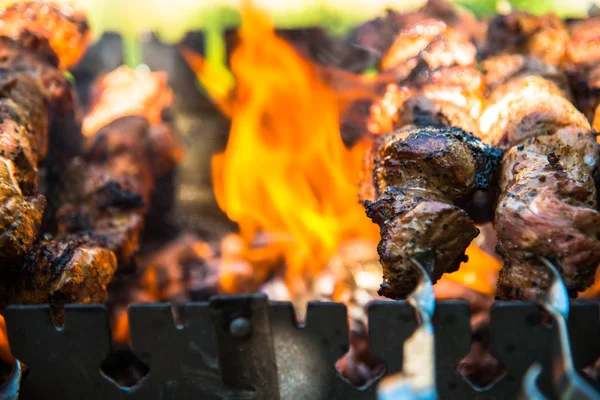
1;294;599;400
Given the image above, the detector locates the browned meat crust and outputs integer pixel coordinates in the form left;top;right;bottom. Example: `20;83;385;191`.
0;10;88;260
563;17;600;130
495;130;600;299
483;12;569;66
0;1;90;69
0;69;48;259
361;126;501;298
481;56;600;299
0;238;116;308
56;116;157;264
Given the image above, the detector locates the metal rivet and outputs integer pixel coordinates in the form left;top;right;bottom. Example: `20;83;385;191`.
229;317;251;338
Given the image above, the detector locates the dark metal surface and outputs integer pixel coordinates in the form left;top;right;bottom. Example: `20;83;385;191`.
2;298;600;400
210;294;280;400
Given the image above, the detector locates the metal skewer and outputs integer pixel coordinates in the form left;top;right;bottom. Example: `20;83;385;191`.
0;360;22;400
377;255;437;400
520;363;547;400
536;256;600;400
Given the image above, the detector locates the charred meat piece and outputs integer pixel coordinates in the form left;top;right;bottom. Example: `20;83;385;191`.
481;63;600;299
478;76;589;150
56;116;155;264
369;64;485;135
380;18;476;79
0;70;48;259
481;54;570;95
495;130;600;299
483;12;569;66
82;66;174;137
352;0;481;72
0;237;116;307
0;4;89;259
0;1;90;69
360;126;501;298
57;67;182;265
564;17;600;130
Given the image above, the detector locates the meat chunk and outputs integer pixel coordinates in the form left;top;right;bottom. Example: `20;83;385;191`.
82;66;173;137
481;54;600;299
369;65;485;135
361;126;501;298
481;54;570;95
0;238;117;307
56;116;155;264
495;130;600;299
483;12;569;66
0;71;48;259
563;17;600;130
0;1;90;69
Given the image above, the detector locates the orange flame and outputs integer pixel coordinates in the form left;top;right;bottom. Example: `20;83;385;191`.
441;244;502;296
0;315;14;365
207;6;379;294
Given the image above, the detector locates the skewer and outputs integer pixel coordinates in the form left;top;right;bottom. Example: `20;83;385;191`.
520;363;546;400
0;360;21;400
377;255;437;400
537;256;600;400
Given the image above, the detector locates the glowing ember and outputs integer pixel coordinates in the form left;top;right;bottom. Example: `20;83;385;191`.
82;65;174;137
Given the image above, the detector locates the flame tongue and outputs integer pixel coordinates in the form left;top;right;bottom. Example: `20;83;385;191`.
211;6;377;294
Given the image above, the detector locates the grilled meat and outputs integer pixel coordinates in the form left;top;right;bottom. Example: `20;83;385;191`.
82;66;174;137
360;126;501;298
0;238;116;307
57;116;154;264
0;70;48;259
368;7;484;137
564;17;600;130
0;1;90;69
57;67;181;265
0;4;89;259
483;12;569;66
480;57;600;299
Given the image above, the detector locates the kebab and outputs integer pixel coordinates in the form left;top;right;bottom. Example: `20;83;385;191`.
360;8;501;299
56;66;183;266
0;2;89;260
562;17;600;131
479;13;600;300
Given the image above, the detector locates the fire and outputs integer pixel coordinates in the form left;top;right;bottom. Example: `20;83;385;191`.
0;315;14;365
182;4;504;298
192;5;378;294
441;244;502;297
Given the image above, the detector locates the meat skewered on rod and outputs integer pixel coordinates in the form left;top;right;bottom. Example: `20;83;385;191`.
57;66;182;266
1;65;182;309
361;126;500;299
479;15;600;300
361;5;501;299
563;17;600;131
0;2;90;261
